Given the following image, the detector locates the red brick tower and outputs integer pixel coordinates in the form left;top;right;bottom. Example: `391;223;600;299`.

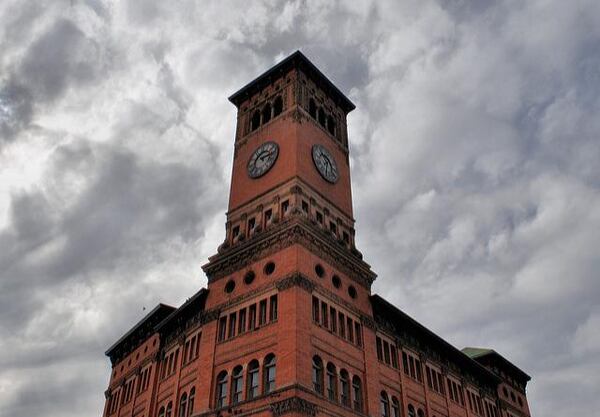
199;50;377;416
103;51;532;417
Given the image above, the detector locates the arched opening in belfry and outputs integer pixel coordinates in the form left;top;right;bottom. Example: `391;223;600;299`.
262;103;272;124
318;107;326;127
309;98;317;118
251;110;260;131
273;96;283;117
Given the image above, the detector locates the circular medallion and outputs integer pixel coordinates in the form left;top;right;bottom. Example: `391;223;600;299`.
247;141;279;178
311;144;339;183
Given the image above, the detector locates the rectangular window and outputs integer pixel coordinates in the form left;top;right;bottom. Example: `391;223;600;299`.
343;231;350;244
347;317;354;343
302;200;309;213
426;367;433;389
316;211;323;224
448;379;454;402
228;313;237;339
376;337;383;361
259;299;267;326
312;296;320;322
232;225;239;238
415;358;422;382
321;302;328;328
383;340;391;364
238;308;246;334
338;312;345;338
248;217;255;231
249;304;256;330
329;221;337;234
218;317;227;342
355;322;362;346
391;346;398;368
184;340;190;364
264;209;272;225
281;200;289;216
402;352;409;375
269;295;278;321
330;307;337;333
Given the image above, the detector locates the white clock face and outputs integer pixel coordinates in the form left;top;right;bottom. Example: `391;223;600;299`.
312;144;339;183
247;141;279;178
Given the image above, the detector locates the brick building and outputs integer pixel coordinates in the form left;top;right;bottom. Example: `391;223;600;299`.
102;51;532;417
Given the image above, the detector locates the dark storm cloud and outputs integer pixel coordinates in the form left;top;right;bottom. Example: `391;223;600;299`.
1;1;599;416
20;19;99;101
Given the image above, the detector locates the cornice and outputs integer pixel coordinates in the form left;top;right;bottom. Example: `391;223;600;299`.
203;217;375;289
271;396;317;416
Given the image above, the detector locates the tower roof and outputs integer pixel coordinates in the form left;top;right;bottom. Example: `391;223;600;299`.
228;50;356;113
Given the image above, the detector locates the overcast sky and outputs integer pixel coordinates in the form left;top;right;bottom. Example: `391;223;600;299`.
1;0;599;416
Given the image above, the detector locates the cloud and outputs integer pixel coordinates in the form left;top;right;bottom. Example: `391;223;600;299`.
0;1;599;416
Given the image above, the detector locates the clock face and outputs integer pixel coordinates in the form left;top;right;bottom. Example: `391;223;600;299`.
247;141;279;178
312;144;339;183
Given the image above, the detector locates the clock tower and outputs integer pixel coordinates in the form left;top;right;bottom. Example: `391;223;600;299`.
103;50;532;417
199;50;378;415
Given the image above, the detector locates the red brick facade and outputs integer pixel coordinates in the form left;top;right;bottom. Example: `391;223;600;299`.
103;51;532;417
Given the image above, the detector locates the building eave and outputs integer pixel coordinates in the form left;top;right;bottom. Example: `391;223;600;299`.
105;303;176;362
462;347;532;383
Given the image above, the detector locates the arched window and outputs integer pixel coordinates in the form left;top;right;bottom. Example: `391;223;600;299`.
312;356;324;394
327;115;336;136
273;96;283;117
380;391;390;417
352;375;363;412
158;406;165;417
408;404;416;417
309;99;317;118
417;408;425;417
340;369;350;407
326;362;337;401
187;388;195;416
216;371;228;408
318;108;326;127
247;360;260;399
391;396;400;417
231;365;243;404
251;110;260;131
166;401;173;417
178;393;187;417
264;354;276;393
262;103;272;124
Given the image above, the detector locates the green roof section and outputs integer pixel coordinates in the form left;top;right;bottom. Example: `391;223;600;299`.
462;347;495;359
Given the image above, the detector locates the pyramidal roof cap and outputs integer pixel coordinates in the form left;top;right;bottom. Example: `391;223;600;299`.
228;50;356;113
